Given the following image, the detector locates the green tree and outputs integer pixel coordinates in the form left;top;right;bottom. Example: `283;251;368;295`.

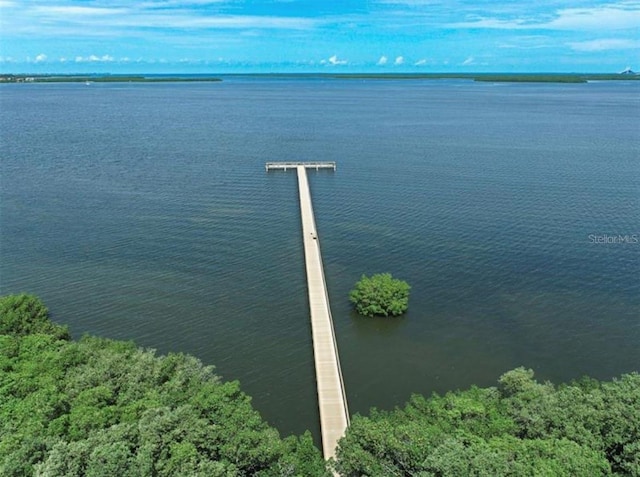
0;293;329;477
335;368;640;476
0;293;69;339
349;273;410;317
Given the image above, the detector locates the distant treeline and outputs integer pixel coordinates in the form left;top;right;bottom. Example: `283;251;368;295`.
327;73;640;83
1;293;638;476
2;73;639;84
226;72;640;83
0;75;222;83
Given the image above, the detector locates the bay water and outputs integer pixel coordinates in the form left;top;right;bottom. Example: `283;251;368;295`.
1;77;638;440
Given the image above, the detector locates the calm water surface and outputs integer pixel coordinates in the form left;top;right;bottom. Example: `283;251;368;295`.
1;78;639;441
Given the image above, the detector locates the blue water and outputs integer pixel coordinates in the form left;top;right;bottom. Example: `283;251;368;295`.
1;78;639;441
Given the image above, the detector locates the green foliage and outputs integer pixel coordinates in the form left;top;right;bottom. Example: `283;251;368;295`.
0;293;69;340
349;273;410;317
0;294;328;477
5;293;638;477
335;367;640;476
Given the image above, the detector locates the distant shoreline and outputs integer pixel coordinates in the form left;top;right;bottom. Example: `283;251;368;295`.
339;73;640;83
0;75;223;83
1;73;639;84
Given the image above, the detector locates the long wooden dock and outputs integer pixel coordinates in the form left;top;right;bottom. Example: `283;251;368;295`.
268;162;349;461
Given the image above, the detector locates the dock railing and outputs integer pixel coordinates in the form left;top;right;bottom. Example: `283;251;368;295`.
266;161;336;171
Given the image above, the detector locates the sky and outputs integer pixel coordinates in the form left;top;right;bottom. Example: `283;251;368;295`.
1;0;638;73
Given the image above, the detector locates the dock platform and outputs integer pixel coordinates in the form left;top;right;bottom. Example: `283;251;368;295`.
266;161;336;172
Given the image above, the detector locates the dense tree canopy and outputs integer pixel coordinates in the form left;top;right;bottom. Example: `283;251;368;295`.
0;293;69;340
349;273;411;317
0;294;328;476
334;367;640;476
2;294;638;476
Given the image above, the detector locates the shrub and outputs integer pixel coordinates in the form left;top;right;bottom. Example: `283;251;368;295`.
349;273;410;317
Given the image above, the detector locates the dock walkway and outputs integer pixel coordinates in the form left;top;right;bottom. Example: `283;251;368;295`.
267;161;348;461
296;165;349;460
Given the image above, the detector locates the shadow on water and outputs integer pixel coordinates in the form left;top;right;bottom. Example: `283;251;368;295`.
348;310;408;337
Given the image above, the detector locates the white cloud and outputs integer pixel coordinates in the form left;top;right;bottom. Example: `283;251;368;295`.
25;5;318;32
139;0;229;6
5;0;639;71
547;5;640;31
448;4;640;31
154;15;317;30
75;54;116;63
568;38;640;52
34;53;47;62
328;54;347;65
497;35;554;50
32;6;128;17
462;56;474;65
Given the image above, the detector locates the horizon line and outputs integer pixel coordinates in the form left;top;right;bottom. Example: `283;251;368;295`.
2;70;637;76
